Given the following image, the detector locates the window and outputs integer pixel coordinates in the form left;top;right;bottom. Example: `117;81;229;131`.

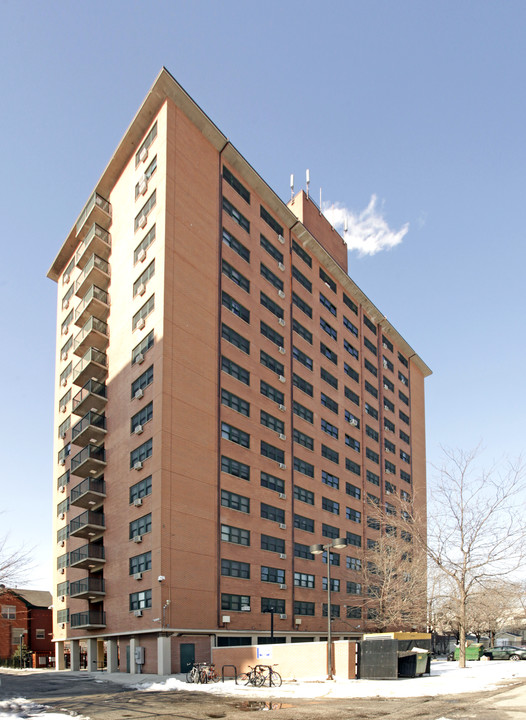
294;601;315;616
222;324;250;354
133;259;155;297
293;401;313;424
223;167;250;203
343;293;358;314
320;368;338;391
261;321;283;348
365;381;378;399
131;402;153;432
345;435;360;452
261;472;284;494
400;429;410;444
62;257;75;286
319;268;336;292
1;606;15;619
292;265;312;292
221;524;250;546
293;428;314;451
57;498;69;516
385;439;395;454
261;566;285;584
222;356;250;386
222;594;251;611
322;497;340;515
382;335;393;352
320;343;337;364
131;365;154;398
385;481;397;495
399;410;410;425
399;390;409;406
365;403;378;420
294;572;315;588
322;523;340;539
398;370;409;386
364;358;377;377
132;294;155;330
385;459;396;474
347;556;362;571
222;389;250;417
345;458;361;476
346;507;361;523
321;445;339;464
260;291;284;319
260;205;283;236
60;335;73;361
347;532;362;547
294;515;314;532
347;582;362;595
222;291;250;323
59;363;72;386
344;483;361;500
344;363;359;383
261;410;284;435
383;355;394;372
363;315;377;335
401;470;411;483
132;330;154;365
221;456;250;480
130;589;152;611
130;438;153;468
260;380;284;405
294;543;315;560
261;534;285;553
130;475;152;503
134;191;156;232
129;513;152;538
323;577;340;592
260;350;284;376
59;389;71;413
294;485;314;505
58;417;70;439
400;450;411;464
366;448;379;464
367;470;380;486
345;388;359;408
130;551;152;574
222;422;250;448
398;351;409;368
262;597;285;614
135;122;157;166
367;492;379;505
61;310;73;336
222;259;250;292
221;490;250;513
401;489;411;502
260;234;284;263
292;240;312;267
320;317;337;340
322;470;339;489
321;418;338;439
367;516;380;530
365;425;378;442
292;292;312;318
293;373;313;397
223;197;249;232
345;410;360;428
343;316;358;337
384;417;395;433
293;346;313;370
221;559;250;579
223;227;250;262
320;292;337;316
322;604;340;618
344;339;359;359
134;225;156;265
294;456;314;477
261;441;285;464
292;318;312;344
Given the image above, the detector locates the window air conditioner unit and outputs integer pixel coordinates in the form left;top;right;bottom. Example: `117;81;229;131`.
278;262;285;272
350;419;358;426
279;523;286;530
133;572;143;580
278;404;286;412
60;485;66;493
61;378;68;387
59;458;66;466
139;147;148;163
279;463;286;470
61;351;68;361
138;178;148;195
278;290;285;299
137;283;146;296
278;433;286;441
134;388;144;399
279;583;287;590
60;404;67;413
137;248;147;263
60;430;67;439
62;326;69;335
278;235;285;245
138;214;148;229
59;540;65;547
279;614;287;620
278;375;286;384
59;513;65;520
64;274;70;284
137;317;146;330
279;553;287;560
60;568;65;575
134;461;143;471
60;596;65;602
295;618;302;625
134;425;144;435
61;623;66;629
278;318;285;327
278;493;286;500
135;353;145;365
133;535;143;543
133;498;143;507
278;346;286;355
222;615;231;624
134;609;143;617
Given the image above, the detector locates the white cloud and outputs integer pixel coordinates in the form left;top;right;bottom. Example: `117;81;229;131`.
322;195;409;257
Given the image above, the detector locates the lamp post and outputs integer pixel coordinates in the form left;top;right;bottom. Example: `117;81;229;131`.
309;536;348;680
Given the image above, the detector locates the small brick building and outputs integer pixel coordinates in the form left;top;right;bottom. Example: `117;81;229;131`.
0;587;53;665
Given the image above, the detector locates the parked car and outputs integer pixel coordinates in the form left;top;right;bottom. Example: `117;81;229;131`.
482;646;526;661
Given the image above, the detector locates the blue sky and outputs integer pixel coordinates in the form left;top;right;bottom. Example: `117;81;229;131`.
2;1;525;590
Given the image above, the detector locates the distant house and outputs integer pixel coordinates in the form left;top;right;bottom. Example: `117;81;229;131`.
0;587;53;665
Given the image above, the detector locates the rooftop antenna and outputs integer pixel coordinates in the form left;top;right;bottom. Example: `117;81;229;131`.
306;169;310;199
320;187;322;211
344;218;348;235
290;174;294;201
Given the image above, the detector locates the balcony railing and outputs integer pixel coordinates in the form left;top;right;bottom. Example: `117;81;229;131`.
69;509;105;539
70;609;106;629
72;347;107;387
71;411;107;447
69;543;105;569
72;379;107;416
75;192;112;240
70;444;106;477
69;576;105;600
74;285;110;328
73;316;108;357
70;477;106;509
75;254;110;298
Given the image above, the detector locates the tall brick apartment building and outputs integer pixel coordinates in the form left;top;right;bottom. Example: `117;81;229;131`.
48;68;431;674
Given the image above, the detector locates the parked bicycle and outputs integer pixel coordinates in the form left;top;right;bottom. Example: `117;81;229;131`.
186;662;220;683
260;664;282;687
237;664;266;686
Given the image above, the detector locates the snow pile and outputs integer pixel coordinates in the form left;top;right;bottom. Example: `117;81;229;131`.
132;660;526;699
0;698;89;719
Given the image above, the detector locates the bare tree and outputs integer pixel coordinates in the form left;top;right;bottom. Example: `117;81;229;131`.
468;582;524;646
0;535;32;586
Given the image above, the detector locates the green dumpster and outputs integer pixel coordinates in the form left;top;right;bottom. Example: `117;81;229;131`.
453;644;484;661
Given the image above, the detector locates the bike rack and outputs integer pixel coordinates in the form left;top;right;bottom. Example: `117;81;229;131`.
222;664;238;683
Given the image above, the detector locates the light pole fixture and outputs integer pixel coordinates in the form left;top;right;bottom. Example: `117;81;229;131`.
309;536;348;680
262;606;275;641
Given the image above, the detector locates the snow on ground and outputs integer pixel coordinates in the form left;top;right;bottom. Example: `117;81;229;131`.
0;698;89;719
133;660;526;699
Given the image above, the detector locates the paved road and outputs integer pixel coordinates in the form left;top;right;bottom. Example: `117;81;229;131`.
1;669;525;719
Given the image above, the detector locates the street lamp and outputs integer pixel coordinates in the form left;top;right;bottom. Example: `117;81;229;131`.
262;606;275;641
309;536;348;680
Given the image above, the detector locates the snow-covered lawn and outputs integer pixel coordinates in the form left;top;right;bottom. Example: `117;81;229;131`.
133;660;526;699
0;698;88;720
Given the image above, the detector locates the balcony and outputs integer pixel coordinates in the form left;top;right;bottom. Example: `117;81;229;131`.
73;317;108;358
74;285;110;328
72;379;107;416
70;609;106;630
69;543;105;570
75;254;110;298
71;411;107;447
69;576;105;601
69;509;105;539
70;477;106;509
72;348;107;387
71;444;106;477
75;192;112;241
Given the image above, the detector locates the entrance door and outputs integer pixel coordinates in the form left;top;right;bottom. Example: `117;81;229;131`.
180;643;195;673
